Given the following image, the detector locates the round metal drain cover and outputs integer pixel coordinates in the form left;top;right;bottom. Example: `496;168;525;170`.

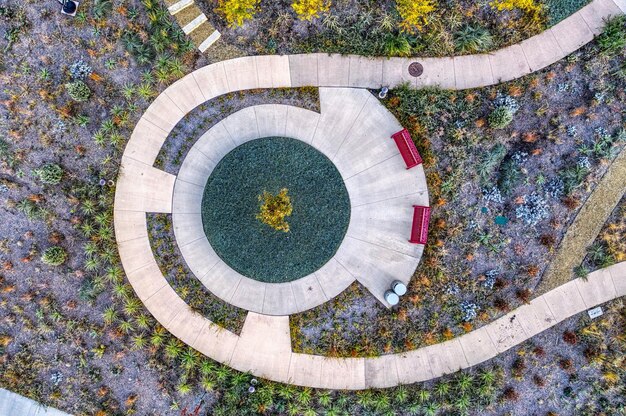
408;62;424;77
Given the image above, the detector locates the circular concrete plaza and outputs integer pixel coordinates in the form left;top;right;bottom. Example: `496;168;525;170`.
172;91;429;315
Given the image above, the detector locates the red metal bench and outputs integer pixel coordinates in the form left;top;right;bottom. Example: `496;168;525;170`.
391;128;422;169
409;205;430;244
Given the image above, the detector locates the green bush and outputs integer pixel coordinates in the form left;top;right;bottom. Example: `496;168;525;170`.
92;0;112;19
497;159;522;195
488;106;514;129
34;163;63;185
597;15;626;56
454;25;494;53
65;80;91;102
41;246;68;266
383;34;412;57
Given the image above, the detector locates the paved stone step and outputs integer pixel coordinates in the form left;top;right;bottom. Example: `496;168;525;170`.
182;13;207;35
167;0;193;14
172;4;204;28
198;30;221;53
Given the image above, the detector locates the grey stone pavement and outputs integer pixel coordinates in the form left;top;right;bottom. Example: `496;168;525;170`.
0;389;71;416
113;0;626;389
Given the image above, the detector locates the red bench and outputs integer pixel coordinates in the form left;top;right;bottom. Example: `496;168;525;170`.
391;128;422;169
409;205;430;244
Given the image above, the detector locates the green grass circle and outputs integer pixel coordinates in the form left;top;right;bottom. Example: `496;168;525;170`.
201;137;351;283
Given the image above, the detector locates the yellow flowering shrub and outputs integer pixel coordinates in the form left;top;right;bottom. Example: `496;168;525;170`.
215;0;259;27
256;188;293;232
395;0;436;33
292;0;331;21
490;0;545;27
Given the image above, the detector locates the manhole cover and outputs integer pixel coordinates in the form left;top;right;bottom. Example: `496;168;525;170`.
408;62;424;77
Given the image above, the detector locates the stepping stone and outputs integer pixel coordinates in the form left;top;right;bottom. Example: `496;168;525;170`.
198;30;221;53
174;5;206;34
168;0;193;14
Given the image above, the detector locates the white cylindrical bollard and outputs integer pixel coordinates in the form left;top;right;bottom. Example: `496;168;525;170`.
384;290;399;306
392;280;407;296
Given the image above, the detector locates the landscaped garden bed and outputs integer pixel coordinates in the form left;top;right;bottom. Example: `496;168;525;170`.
291;27;626;356
582;194;626;272
197;0;590;59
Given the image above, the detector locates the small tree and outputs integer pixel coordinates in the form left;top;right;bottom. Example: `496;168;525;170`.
256;188;292;232
216;0;259;27
65;80;91;102
292;0;330;21
42;246;68;266
34;163;64;185
395;0;436;33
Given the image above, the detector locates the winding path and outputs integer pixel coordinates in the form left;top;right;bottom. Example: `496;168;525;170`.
114;0;626;390
0;389;71;416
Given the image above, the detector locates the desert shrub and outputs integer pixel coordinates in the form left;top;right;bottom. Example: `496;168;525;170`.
216;0;259;27
560;164;588;195
34;163;63;185
92;0;112;19
545;177;564;198
41;246;68;266
597;15;626;56
488;106;514;129
395;0;436;33
477;143;507;183
291;0;330;21
65;80;91;102
69;60;92;79
488;95;519;129
497;158;521;194
544;0;588;25
383;33;412;57
460;301;479;321
454;25;494;53
516;193;549;225
256;188;293;232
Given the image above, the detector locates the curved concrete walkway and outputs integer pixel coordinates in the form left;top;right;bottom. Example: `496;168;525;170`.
0;389;71;416
114;0;626;389
173;94;428;314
